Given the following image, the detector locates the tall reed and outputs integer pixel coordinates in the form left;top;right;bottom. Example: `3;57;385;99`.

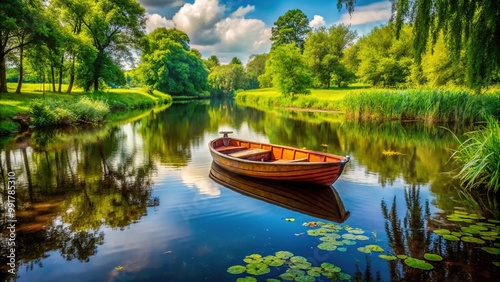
453;116;500;193
342;89;500;123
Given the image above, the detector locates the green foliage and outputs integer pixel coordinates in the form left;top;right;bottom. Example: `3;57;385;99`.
208;64;247;96
342;89;500;123
304;24;357;88
265;44;311;96
390;0;500;90
0;120;18;135
270;9;311;52
203;55;220;71
29;97;109;126
138;28;208;96
246;54;269;89
356;24;414;87
453;116;500;192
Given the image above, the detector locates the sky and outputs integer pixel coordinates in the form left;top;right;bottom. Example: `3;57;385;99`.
138;0;392;64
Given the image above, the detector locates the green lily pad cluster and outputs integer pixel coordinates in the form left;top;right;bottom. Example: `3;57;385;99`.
304;221;374;252
433;211;500;249
227;251;351;281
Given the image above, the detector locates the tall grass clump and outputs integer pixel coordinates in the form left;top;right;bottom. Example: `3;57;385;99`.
453;116;500;193
30;97;109;126
342;89;500;123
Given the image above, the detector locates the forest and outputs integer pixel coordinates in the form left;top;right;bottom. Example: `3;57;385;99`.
1;0;499;96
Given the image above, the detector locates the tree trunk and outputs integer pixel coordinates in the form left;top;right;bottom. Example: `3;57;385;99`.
42;71;46;98
15;44;24;93
58;55;64;93
67;55;75;94
0;54;7;93
93;76;99;92
51;65;56;92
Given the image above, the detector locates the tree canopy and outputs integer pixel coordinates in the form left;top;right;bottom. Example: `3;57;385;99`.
270;9;311;52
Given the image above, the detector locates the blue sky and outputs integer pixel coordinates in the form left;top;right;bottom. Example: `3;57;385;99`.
138;0;392;63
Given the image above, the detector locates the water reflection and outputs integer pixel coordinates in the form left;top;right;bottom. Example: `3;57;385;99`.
0;100;498;281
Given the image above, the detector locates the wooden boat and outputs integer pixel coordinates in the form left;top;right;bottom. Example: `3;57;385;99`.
209;131;350;186
209;162;350;223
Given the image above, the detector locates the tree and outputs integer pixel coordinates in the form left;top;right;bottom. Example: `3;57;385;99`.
246;53;269;89
0;0;49;93
270;9;311;52
340;0;500;90
204;55;220;71
303;24;357;88
138;28;208;95
208;64;247;96
59;0;146;92
265;44;311;96
356;24;414;87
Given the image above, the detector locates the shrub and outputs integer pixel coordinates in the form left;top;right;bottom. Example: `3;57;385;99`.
70;96;109;123
453;116;500;193
0;120;18;135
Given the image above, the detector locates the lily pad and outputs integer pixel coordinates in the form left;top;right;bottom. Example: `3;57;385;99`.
262;255;284;267
461;236;485;244
337;247;347;252
337;272;351;281
451;232;462;237
481;247;500;255
237;277;257;282
275;251;294;259
266;279;281;282
307;267;323;276
280;269;305;280
424;253;443;261
433;229;451;235
493;262;500;267
285;218;295;222
379;254;397;261
347;228;365;234
307;229;327;236
342;239;356;245
295;276;315;282
290;261;313;270
246;262;270;275
480;231;498;237
397;254;407;259
404;257;434;270
290;256;308;263
488;219;500;224
320;262;341;272
244;254;263;263
442;235;460;241
355;235;370;241
357;247;371;254
318;242;338;251
365;245;384;252
227;265;246;274
341;233;356;240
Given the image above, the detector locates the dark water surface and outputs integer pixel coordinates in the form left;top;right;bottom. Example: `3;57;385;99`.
1;100;499;282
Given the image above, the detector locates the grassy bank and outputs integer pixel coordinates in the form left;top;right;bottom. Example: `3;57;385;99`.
0;83;173;135
236;87;500;123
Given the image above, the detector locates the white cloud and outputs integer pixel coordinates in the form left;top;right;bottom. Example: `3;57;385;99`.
215;18;270;52
172;0;225;45
230;5;255;18
309;15;326;28
337;1;391;26
146;13;174;33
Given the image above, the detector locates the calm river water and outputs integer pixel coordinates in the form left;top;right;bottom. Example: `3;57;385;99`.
1;100;499;282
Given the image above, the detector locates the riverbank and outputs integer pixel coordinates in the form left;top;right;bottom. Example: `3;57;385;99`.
0;83;176;135
236;87;500;123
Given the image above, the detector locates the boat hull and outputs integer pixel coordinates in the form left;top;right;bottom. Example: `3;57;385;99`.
209;162;350;222
209;137;349;186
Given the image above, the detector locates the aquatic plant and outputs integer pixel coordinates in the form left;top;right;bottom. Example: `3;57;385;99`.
453;116;500;192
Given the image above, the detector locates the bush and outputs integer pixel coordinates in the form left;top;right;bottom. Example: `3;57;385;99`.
0;120;18;135
29;97;109;126
453;116;500;193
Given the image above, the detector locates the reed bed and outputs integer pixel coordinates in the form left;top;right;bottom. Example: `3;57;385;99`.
342;89;500;123
452;116;500;193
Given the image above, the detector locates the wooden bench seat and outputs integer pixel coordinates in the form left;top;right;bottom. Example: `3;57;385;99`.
216;145;247;154
273;158;309;163
229;148;271;160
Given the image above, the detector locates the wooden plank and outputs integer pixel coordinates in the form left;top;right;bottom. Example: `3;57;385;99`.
229;148;271;159
273;158;309;163
216;146;247;154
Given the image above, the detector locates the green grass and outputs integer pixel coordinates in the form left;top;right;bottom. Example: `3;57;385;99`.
342;89;500;123
236;88;349;111
452;116;500;193
0;83;173;134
